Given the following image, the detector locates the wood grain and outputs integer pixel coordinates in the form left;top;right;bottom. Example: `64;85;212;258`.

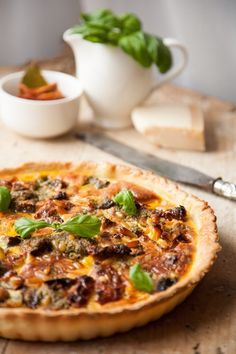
0;55;235;354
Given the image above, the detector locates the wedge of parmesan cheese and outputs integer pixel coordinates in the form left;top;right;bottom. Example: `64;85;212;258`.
131;104;205;151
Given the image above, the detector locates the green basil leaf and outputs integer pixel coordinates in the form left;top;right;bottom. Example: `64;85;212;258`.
83;32;107;44
71;24;110;43
59;214;101;238
81;9;116;24
144;33;159;63
72;21;111;33
15;218;50;239
156;38;172;73
107;30;122;45
119;13;142;34
0;186;11;212
83;20;116;31
70;24;90;34
129;263;154;293
119;31;152;67
15;214;101;239
71;23;107;36
113;189;137;216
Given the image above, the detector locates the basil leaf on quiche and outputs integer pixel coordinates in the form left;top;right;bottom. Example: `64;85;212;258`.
15;214;101;239
58;214;101;238
113;189;137;216
15;214;101;238
0;186;11;212
129;263;154;293
15;218;50;239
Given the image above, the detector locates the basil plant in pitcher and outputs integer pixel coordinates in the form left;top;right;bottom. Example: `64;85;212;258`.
63;9;188;129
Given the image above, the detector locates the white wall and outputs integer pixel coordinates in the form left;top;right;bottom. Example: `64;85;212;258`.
80;0;236;103
0;0;80;65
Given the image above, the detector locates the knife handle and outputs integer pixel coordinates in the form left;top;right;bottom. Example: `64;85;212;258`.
213;178;236;201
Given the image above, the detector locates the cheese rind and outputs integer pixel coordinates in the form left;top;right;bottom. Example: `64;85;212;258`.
131;104;205;151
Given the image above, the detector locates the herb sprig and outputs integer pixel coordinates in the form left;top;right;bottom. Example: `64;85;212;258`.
70;9;172;73
15;214;101;239
129;263;154;293
113;189;137;216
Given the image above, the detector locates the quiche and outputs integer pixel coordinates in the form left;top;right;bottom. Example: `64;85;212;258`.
0;162;220;341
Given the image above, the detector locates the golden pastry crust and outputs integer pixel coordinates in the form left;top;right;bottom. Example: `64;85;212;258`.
0;162;220;341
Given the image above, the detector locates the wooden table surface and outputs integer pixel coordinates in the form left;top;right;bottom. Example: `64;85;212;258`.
0;64;235;354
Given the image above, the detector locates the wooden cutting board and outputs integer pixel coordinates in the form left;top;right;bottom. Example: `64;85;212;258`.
0;56;235;354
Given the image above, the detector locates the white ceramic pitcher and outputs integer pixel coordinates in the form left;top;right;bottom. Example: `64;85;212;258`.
63;30;188;129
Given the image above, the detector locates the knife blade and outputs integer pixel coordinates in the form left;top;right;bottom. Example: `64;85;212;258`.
77;131;236;201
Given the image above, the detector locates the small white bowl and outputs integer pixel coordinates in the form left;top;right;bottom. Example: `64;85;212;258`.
0;70;83;138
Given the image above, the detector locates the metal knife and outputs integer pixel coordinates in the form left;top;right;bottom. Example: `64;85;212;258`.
77;131;236;201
